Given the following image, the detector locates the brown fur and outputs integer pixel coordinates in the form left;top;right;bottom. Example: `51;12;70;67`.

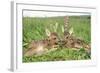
63;34;91;52
24;32;59;56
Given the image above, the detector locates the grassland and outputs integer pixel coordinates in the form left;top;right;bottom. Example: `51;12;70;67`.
23;16;91;62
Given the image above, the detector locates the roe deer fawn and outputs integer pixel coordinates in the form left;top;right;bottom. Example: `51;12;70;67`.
63;27;91;53
24;29;59;57
61;16;91;53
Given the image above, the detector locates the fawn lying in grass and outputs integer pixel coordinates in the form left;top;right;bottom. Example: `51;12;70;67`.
61;16;91;53
61;27;91;53
24;29;59;57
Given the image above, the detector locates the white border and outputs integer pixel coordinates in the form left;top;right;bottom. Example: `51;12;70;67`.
11;1;97;71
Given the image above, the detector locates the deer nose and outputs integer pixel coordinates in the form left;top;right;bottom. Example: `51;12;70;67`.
55;42;58;45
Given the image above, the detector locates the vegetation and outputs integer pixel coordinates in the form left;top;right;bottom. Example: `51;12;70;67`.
23;16;91;62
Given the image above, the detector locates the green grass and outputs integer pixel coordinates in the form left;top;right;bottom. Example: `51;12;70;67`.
23;48;90;62
23;16;91;62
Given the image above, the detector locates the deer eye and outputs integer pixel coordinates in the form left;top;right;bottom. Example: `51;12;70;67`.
53;37;57;40
66;36;68;39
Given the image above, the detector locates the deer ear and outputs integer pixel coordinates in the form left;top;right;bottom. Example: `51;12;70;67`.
45;29;50;36
69;27;74;35
54;22;58;32
61;26;64;33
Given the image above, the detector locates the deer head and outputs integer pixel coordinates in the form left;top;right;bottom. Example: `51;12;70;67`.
45;28;59;48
